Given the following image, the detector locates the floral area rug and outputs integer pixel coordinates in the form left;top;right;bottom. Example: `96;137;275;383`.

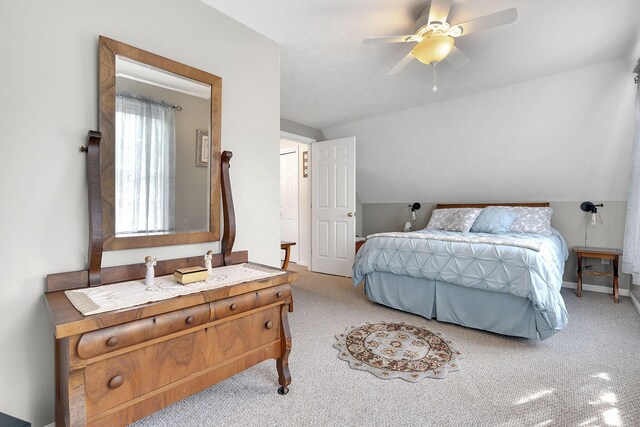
333;321;463;382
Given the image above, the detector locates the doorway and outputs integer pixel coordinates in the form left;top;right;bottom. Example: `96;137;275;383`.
280;148;299;263
280;132;314;268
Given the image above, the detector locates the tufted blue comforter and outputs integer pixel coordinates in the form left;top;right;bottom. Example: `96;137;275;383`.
353;229;569;340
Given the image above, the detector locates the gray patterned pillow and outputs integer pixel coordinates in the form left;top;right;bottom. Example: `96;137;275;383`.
499;206;553;235
426;208;482;233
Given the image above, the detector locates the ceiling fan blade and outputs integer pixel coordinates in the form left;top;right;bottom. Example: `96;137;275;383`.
364;35;413;44
452;8;517;37
388;51;415;75
445;46;470;69
427;0;453;25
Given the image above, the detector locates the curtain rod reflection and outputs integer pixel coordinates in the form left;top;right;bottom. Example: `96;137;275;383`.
117;92;183;111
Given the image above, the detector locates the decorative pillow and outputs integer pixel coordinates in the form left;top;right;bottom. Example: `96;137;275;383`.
470;207;518;234
426;208;482;233
500;206;553;235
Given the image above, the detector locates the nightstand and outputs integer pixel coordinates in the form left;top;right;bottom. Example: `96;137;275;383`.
573;246;622;303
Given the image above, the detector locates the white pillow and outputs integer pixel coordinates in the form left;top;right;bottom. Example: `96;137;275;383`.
499;206;553;235
426;208;482;233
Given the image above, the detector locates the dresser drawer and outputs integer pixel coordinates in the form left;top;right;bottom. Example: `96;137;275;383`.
212;284;291;320
77;304;209;359
208;305;281;364
85;330;208;416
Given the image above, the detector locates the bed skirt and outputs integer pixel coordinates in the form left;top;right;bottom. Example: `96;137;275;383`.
363;271;538;339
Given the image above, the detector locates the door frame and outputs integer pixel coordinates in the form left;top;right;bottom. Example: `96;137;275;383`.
280;131;315;269
281;131;315;145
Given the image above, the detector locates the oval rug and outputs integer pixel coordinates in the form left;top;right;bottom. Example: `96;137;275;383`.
333;321;463;382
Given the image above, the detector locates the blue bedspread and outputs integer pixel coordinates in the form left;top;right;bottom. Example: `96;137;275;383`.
353;229;569;340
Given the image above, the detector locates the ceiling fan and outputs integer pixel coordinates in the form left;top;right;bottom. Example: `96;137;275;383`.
364;0;517;91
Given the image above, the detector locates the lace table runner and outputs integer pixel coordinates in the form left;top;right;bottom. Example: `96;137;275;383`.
65;263;286;316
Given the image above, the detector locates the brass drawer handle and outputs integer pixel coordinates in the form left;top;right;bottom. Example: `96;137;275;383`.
230;303;238;311
106;336;119;347
109;375;124;389
265;320;274;329
276;291;283;298
185;316;195;324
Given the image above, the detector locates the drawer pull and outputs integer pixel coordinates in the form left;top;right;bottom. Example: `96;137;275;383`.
230;303;238;311
185;316;195;324
265;320;274;329
109;375;124;389
276;291;283;298
106;336;119;347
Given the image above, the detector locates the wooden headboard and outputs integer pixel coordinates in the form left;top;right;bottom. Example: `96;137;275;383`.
436;202;550;209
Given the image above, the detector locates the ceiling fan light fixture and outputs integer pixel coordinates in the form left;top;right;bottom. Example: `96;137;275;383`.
411;35;454;64
449;26;463;37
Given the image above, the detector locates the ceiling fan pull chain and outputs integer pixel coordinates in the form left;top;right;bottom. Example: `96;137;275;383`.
431;61;438;92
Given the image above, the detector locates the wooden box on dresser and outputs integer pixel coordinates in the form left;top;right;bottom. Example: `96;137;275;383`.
45;252;297;427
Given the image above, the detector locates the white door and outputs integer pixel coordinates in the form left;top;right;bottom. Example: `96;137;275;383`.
311;137;356;276
280;151;299;263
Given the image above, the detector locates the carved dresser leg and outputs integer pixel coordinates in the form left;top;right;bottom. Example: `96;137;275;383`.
276;301;292;395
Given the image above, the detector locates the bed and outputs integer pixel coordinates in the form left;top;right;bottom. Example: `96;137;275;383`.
352;203;569;340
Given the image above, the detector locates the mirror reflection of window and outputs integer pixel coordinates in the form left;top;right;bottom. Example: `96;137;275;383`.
115;93;176;235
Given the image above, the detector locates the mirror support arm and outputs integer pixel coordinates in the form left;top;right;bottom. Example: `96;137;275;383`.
221;151;236;265
85;130;104;285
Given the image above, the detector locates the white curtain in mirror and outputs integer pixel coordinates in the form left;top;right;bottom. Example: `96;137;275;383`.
623;78;640;283
115;94;176;234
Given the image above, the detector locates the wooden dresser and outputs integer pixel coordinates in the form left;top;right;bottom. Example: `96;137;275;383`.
45;254;296;427
45;135;296;426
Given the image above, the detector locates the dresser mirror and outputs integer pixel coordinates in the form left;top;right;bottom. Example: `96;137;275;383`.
99;36;221;250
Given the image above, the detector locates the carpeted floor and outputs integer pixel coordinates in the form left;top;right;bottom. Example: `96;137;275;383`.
133;265;640;426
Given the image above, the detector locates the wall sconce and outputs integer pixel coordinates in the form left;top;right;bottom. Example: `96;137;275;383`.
580;201;604;226
408;202;421;221
302;151;309;178
580;201;604;247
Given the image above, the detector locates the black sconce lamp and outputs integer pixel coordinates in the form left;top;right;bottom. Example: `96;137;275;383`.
580;201;604;226
408;202;421;221
580;201;604;247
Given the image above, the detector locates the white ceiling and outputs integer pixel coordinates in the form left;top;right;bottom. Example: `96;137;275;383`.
202;0;640;130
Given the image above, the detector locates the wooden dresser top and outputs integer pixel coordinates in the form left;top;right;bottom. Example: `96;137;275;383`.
45;265;297;339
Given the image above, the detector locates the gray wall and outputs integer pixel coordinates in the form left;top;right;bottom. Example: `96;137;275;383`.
0;1;280;425
281;118;326;141
356;195;363;237
361;201;631;290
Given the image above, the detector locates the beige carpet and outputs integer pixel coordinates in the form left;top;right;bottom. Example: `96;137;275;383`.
133;265;640;426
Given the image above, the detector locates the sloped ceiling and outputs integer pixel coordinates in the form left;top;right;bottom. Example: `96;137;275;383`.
202;0;640;129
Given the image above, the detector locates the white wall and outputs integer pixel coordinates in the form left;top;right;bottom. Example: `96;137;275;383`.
323;57;637;204
0;1;280;425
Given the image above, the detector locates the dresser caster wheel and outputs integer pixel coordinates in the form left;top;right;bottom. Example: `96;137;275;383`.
277;386;289;395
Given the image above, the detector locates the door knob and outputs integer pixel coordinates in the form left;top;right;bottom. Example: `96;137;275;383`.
348;212;355;217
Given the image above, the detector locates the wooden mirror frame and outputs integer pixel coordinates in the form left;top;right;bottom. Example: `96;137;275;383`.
99;36;221;250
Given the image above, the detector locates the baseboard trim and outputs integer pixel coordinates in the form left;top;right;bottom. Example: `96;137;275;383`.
44;423;55;427
630;291;640;316
297;261;309;267
562;281;629;297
